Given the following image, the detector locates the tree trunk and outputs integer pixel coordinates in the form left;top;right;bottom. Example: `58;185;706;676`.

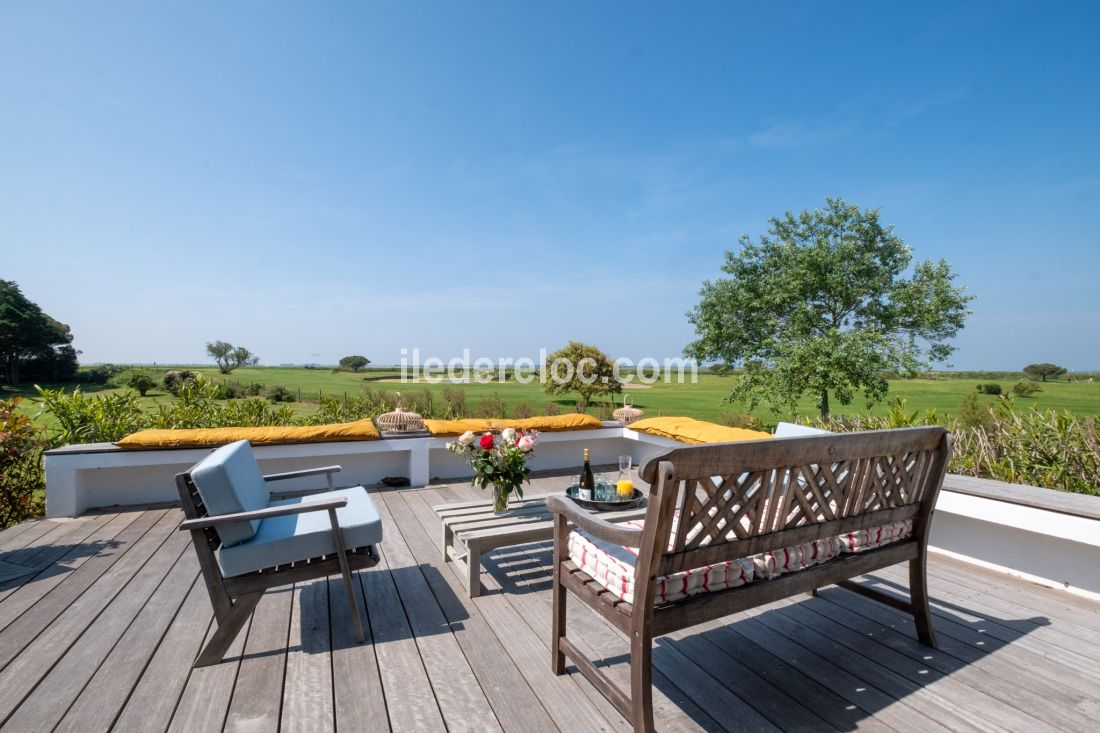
819;389;830;420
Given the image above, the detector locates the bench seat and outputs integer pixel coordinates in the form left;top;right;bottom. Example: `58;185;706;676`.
567;518;914;605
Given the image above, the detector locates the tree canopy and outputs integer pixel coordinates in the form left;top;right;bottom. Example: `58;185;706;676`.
686;198;973;418
543;341;621;412
0;280;78;385
339;355;371;372
1022;363;1067;382
206;341;259;374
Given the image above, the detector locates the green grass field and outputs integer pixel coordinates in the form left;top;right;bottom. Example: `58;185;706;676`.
8;365;1100;429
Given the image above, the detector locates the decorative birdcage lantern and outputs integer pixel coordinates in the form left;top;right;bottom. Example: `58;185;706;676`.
612;396;644;425
375;393;425;433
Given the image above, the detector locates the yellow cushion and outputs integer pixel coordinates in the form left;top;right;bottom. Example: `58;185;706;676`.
115;419;380;449
626;416;772;445
423;413;603;436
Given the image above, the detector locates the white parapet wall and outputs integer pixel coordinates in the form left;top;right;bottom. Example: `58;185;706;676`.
43;424;1100;601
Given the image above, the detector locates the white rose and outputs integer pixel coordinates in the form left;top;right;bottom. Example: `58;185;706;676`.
457;430;475;446
501;427;517;444
518;434;535;452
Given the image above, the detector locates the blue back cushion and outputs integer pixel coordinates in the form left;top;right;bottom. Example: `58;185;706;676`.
189;440;269;547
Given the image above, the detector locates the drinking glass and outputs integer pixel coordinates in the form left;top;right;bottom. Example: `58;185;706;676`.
618;455;632;478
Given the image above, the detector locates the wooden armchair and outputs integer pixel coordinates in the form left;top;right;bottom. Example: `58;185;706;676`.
548;427;952;732
176;440;382;666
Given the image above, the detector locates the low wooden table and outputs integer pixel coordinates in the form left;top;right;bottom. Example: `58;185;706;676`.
435;494;647;597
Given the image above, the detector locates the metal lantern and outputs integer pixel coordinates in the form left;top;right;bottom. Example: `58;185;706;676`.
612;396;644;425
375;393;425;433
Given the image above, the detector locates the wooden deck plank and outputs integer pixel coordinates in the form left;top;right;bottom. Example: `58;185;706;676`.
0;517;60;552
111;575;214;732
378;488;562;733
741;599;991;733
331;574;390;733
281;580;336;733
18;541;196;731
0;518;37;547
800;588;1100;732
778;601;1064;733
372;493;503;732
399;489;629;732
815;584;1100;719
0;511;140;632
708;610;954;733
0;513;114;586
224;584;294;732
167;613;252;732
359;548;448;731
0;509;178;722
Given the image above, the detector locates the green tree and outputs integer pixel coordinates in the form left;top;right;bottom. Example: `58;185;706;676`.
206;341;259;374
1022;363;1067;382
339;355;371;372
123;371;157;396
686;198;973;419
543;341;622;412
0;280;78;385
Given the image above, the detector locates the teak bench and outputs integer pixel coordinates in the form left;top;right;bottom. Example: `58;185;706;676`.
548;426;952;732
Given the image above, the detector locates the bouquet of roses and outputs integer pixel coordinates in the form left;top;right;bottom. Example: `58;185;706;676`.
446;427;539;511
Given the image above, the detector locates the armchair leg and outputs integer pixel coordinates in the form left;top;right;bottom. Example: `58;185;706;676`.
195;592;262;667
330;509;366;644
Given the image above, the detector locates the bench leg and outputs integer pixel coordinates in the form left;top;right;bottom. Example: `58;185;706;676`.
910;551;938;648
630;629;655;733
551;516;567;675
195;592;262;667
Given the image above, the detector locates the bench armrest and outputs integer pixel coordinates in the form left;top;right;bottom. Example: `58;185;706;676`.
263;465;342;482
546;494;643;548
179;496;348;531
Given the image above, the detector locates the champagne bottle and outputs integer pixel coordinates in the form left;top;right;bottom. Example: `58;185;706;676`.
578;448;594;501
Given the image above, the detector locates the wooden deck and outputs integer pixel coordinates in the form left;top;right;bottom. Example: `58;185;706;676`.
2;475;1099;732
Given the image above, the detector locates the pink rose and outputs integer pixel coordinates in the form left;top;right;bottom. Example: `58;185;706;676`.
518;435;535;452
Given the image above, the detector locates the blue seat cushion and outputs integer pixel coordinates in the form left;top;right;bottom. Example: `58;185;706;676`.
190;440;269;547
217;487;383;578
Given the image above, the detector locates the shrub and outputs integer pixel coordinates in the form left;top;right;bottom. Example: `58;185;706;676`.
805;398;1099;496
1012;380;1041;397
123;371;157;396
74;364;125;385
163;370;198;396
0;398;46;527
441;387;467;418
264;384;295;403
544;402;562;416
473;393;507;419
975;383;1003;395
511;401;533;419
36;387;149;444
718;411;762;431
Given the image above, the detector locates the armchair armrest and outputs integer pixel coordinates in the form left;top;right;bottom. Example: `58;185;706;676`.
546;494;643;548
180;496;348;531
264;465;342;481
264;465;341;491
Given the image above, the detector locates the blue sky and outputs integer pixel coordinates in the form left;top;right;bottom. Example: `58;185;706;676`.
2;1;1098;369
